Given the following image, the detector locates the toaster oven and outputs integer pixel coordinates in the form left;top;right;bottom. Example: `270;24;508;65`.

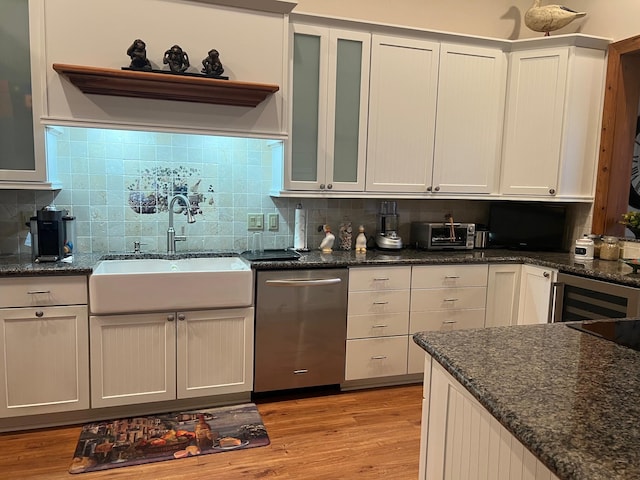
410;222;475;250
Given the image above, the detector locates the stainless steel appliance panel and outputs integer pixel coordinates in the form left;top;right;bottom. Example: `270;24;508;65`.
553;273;640;322
254;269;348;392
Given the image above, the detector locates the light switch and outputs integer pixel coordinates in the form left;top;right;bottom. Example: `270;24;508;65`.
248;213;264;230
268;213;279;231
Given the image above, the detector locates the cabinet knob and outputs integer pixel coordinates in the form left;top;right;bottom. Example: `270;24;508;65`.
549;188;556;195
426;186;432;192
177;313;186;321
434;186;440;192
35;311;44;318
327;184;333;189
543;272;550;278
319;184;325;190
167;314;175;322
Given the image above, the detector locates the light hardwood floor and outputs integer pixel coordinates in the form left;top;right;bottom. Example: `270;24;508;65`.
0;384;423;479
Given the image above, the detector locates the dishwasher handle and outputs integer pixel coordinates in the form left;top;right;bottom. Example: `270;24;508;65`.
265;278;343;287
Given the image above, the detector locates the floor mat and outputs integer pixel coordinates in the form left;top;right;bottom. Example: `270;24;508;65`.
69;403;269;474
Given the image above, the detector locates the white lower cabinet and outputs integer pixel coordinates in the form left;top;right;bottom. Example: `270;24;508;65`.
517;265;557;325
485;264;521;327
0;275;89;417
421;357;559;480
0;305;89;417
345;266;411;381
90;307;253;408
408;265;488;374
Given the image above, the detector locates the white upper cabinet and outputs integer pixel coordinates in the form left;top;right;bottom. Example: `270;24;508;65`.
500;43;607;199
286;23;370;192
366;35;439;193
432;43;507;195
0;0;58;189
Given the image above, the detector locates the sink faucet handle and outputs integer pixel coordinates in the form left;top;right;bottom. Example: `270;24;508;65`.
133;241;147;254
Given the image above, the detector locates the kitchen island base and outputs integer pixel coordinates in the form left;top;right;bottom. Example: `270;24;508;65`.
420;356;558;480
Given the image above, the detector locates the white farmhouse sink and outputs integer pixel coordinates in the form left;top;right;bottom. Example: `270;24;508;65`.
89;257;253;314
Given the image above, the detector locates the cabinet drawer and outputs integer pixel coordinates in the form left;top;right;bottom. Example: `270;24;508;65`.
345;336;408;380
410;308;486;333
347;312;409;339
411;264;488;289
0;276;87;308
348;290;410;315
349;266;411;291
410;287;487;311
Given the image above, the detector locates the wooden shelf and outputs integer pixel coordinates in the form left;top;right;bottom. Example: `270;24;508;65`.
52;63;279;107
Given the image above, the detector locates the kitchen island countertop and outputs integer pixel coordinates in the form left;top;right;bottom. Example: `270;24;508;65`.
414;322;640;480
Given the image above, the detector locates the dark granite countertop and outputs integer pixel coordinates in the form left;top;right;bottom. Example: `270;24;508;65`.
414;323;640;480
1;248;640;288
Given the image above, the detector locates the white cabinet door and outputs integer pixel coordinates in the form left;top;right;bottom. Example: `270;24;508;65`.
485;264;521;327
287;23;370;192
0;1;56;188
432;43;506;194
177;307;254;399
366;35;439;193
501;48;568;197
501;45;605;199
421;358;559;480
517;265;557;325
0;305;89;417
90;312;176;408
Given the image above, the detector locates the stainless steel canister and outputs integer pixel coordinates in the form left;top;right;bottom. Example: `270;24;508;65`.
474;230;489;249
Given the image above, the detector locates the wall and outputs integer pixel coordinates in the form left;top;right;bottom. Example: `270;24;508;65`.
293;0;640;42
0;127;511;256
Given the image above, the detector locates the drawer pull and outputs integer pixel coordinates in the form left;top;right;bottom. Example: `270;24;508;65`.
373;277;390;281
372;324;388;328
373;301;389;305
443;320;457;324
27;290;51;295
293;369;308;375
444;276;460;279
371;355;387;360
35;311;44;318
443;298;459;302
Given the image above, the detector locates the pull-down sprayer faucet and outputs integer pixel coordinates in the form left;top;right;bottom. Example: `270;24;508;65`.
167;194;196;254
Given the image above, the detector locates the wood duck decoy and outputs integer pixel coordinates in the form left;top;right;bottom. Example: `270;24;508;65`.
524;0;586;36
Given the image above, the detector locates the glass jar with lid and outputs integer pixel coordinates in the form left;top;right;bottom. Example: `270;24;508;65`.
600;236;620;261
588;234;602;257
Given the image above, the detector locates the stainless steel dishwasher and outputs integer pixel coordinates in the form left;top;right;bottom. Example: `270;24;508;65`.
254;269;348;392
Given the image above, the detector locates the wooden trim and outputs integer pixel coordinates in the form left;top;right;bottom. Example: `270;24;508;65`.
593;36;640;235
52;64;279;108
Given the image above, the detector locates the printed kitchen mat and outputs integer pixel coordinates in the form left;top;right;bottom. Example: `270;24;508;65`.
69;403;269;474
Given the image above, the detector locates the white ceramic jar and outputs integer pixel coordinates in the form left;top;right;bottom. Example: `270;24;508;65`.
574;235;594;260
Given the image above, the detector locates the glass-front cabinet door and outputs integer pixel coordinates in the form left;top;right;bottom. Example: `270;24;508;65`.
0;0;51;187
286;23;370;192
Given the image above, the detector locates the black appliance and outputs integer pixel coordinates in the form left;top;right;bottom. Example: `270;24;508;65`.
241;249;301;261
29;207;76;262
488;202;566;251
567;319;640;353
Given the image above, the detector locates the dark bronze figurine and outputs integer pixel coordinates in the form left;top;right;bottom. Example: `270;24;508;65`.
127;39;152;71
202;49;224;77
163;45;190;73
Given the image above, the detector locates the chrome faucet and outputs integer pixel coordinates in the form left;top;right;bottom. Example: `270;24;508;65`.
167;194;196;254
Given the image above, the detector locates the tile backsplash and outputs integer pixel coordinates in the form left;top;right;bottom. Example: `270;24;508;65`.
0;126;594;256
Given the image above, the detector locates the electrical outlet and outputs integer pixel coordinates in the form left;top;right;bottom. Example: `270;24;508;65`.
268;213;279;231
247;213;264;230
